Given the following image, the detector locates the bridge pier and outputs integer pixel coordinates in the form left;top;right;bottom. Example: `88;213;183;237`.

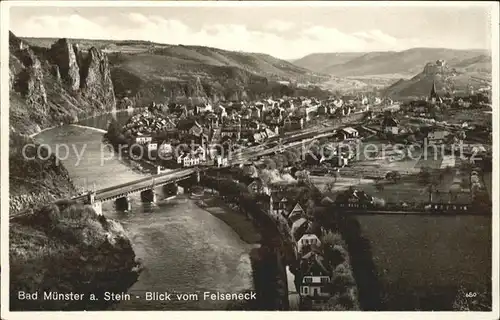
115;196;132;211
140;189;157;203
92;201;103;216
163;183;182;197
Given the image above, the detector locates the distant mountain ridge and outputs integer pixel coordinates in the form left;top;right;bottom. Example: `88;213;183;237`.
293;48;491;77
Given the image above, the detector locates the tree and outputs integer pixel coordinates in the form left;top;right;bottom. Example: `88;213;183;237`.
283;150;300;165
458;130;467;141
418;167;431;185
325;181;336;193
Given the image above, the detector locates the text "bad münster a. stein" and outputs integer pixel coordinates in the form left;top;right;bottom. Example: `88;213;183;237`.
17;291;129;301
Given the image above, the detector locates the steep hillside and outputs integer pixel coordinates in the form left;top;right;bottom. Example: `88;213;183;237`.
21;36;330;106
9;32;142;311
382;59;491;99
293;48;491;77
10;32;116;135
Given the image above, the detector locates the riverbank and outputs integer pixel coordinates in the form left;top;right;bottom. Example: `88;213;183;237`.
193;192;261;244
70;124;107;133
9;128;143;310
26;108;137;138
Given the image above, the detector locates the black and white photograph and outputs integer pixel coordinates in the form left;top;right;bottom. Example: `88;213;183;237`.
1;0;498;317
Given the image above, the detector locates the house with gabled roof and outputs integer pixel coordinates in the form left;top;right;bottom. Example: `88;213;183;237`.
291;217;309;243
247;178;271;196
214;104;227;118
427;129;450;145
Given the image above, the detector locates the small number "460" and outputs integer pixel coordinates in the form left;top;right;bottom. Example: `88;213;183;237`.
465;292;478;298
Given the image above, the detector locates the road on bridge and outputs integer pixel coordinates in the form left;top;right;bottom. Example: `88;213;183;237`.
94;168;196;202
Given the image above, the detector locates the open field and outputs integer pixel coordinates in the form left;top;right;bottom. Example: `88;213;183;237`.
312;174;470;204
336;140;424;178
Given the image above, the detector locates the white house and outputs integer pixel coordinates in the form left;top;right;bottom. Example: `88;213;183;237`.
297;234;322;254
197;103;213;113
177;154;200;167
336;127;359;140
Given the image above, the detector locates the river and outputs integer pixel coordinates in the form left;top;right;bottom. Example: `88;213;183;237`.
35;118;256;310
355;214;491;310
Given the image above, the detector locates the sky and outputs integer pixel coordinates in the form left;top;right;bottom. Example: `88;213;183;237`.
9;4;493;60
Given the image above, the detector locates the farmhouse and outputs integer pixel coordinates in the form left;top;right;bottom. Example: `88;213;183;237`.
335;127;359;140
300;252;331;300
427;130;450;144
291;217;309;243
247;178;271;196
285;203;306;224
269;192;289;217
177;154;201;167
382;116;399;135
283;116;304;131
135;136;153;144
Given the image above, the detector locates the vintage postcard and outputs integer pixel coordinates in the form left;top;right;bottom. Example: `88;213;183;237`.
1;1;498;319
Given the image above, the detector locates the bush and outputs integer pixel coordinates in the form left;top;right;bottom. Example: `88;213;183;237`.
321;231;345;248
331;262;357;293
332;244;350;262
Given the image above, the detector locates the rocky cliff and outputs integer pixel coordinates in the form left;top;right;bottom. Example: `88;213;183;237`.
10;202;142;311
383;59;488;99
9;31;116;135
8;131;142;311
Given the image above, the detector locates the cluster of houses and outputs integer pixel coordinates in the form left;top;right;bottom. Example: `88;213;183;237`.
246;178;334;305
119;94;376;168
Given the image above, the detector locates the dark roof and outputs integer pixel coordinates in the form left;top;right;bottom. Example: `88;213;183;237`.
382;117;399;127
177;119;198;131
430;81;439;99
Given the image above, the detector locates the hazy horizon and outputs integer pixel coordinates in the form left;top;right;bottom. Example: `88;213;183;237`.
9;4;494;60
